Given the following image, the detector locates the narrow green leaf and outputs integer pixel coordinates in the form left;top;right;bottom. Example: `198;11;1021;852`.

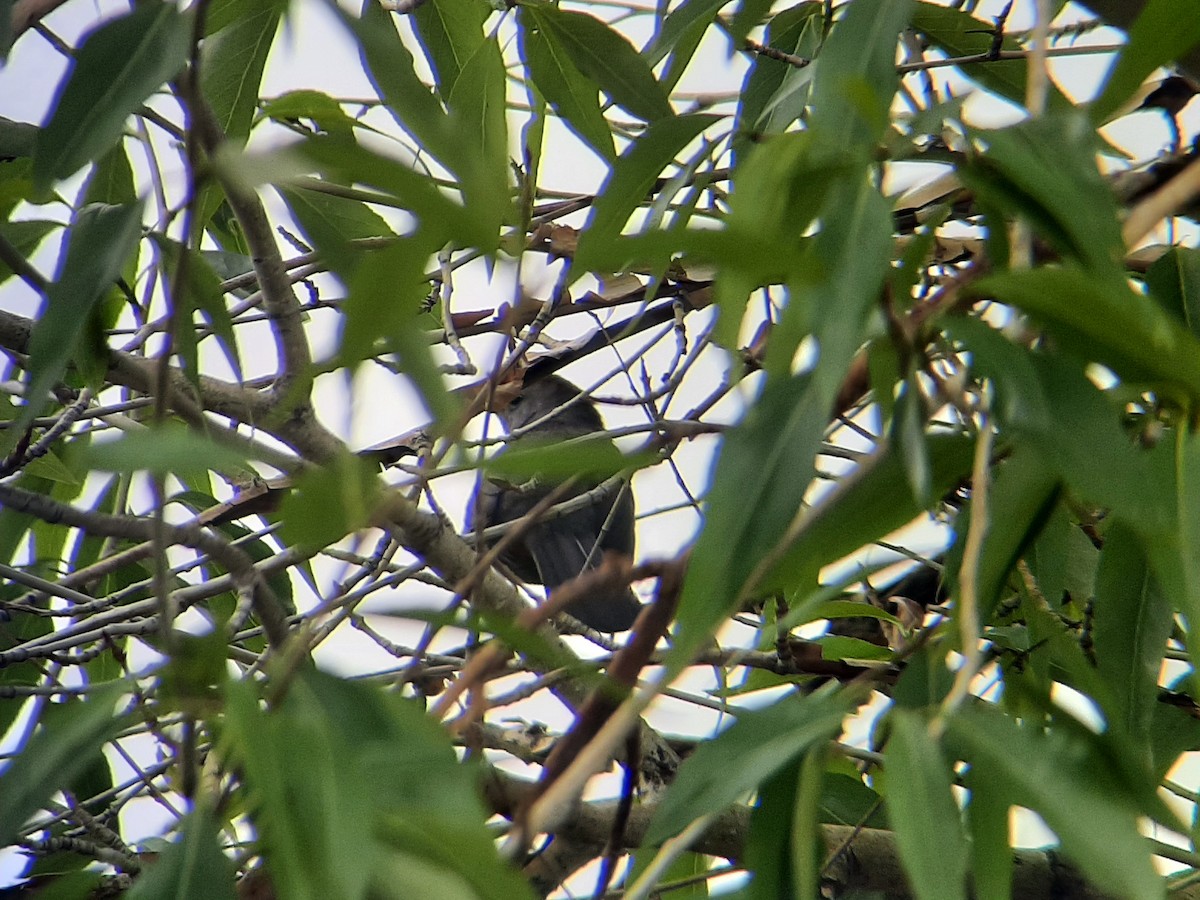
126;809;238;900
0;683;126;847
645;0;730;91
733;3;822;150
15;201;143;442
447;36;511;242
1091;0;1200;124
34;2;189;189
529;6;673;123
519;7;615;160
259;90;359;136
575;113;719;270
885;711;968;900
82;143;136;206
645;689;853;845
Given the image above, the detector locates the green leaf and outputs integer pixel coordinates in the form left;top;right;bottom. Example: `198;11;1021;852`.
277;452;383;551
733;4;822;150
82;143;136;206
645;0;730;92
79;423;252;475
972;266;1200;406
806;0;912;155
527;6;673;123
948;705;1165;900
942;444;1061;622
961;115;1125;275
575;113;719;270
260;90;359;135
947;317;1168;529
885;711;968;900
126;809;238;900
447;37;511;242
909;2;1066;111
1092;523;1172;751
645;689;853;844
963;757;1013;900
334;238;459;425
34;2;189;190
200;0;285;145
0;683;127;847
278;184;396;275
485;433;654;483
0;219;57;286
1145;246;1200;339
14;201;143;444
519;7;614;161
1091;0;1200;124
413;0;489;101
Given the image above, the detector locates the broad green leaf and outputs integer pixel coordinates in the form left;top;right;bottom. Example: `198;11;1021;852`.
759;432;976;599
947;317;1167;528
645;688;853;844
527;6;673;123
335;238;459;424
82;143;136;206
1145;246;1200;339
126;809;238;900
885;711;968;900
0;115;37;158
14;201;143;444
519;7;615;161
962;114;1125;275
447;36;511;242
223;677;371;900
413;0;490;101
277;452;383;551
485;433;655;482
0;683;126;847
909;2;1065;111
1091;0;1200;124
34;2;189;190
972;266;1200;406
1092;523;1172;751
278;184;396;274
947;705;1164;900
806;0;912;156
575;113;719;270
200;0;285;144
80;423;251;475
815;635;893;662
296;136;479;245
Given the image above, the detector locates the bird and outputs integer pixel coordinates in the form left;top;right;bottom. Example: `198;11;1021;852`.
468;372;642;632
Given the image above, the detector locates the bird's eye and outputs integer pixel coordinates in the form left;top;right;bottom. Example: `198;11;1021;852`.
509;395;524;407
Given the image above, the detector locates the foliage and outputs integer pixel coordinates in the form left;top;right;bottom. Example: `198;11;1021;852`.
2;0;1200;898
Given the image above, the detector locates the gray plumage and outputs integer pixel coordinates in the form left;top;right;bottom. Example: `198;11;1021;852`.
468;374;641;632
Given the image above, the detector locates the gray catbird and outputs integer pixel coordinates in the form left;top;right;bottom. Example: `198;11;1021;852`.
468;373;641;632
